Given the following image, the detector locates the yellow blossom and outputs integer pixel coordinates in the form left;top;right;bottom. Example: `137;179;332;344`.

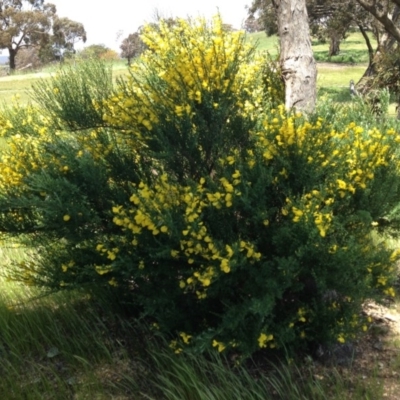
108;277;118;287
258;333;273;348
180;332;192;344
212;340;226;352
220;259;230;273
337;334;345;343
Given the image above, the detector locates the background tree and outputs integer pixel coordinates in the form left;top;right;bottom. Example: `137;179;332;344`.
248;0;400;108
272;0;317;111
355;1;400;88
78;44;118;61
0;1;86;70
120;31;144;65
353;1;400;118
247;0;365;57
51;16;86;60
0;0;56;70
307;0;356;57
246;0;278;35
15;45;40;68
243;13;264;32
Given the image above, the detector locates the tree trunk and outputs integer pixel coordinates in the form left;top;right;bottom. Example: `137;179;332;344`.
329;36;340;57
272;0;317;112
358;24;375;77
356;30;397;94
8;48;16;71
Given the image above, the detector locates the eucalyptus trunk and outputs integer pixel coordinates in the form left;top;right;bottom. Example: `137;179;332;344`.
272;0;317;112
8;48;17;71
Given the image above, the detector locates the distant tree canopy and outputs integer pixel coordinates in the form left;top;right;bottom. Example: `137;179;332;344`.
0;0;86;70
52;16;86;56
120;31;145;65
78;44;119;61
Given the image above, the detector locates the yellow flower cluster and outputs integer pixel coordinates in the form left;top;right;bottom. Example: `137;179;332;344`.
102;15;264;134
109;171;265;299
258;332;275;348
257;110;398;239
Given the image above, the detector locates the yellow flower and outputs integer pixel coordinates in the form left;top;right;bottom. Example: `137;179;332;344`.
171;250;179;258
63;215;71;222
108;277;118;287
384;287;396;297
377;275;387;286
337;179;347;190
258;333;273;348
292;207;303;222
95;265;111;275
212;340;226;352
225;245;234;258
220;259;230;273
179;332;192;344
232;170;241;179
337;334;345;344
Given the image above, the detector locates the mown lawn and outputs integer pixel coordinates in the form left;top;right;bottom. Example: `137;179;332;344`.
0;31;377;105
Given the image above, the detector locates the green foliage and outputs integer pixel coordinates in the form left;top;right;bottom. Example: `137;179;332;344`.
30;60;114;131
0;16;399;359
77;44;117;61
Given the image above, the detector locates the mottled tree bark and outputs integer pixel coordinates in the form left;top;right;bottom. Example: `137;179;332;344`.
272;0;317;112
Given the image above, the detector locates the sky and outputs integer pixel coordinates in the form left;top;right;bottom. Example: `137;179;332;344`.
50;0;252;52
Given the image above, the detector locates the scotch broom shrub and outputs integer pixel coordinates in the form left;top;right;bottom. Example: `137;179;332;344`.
0;16;399;358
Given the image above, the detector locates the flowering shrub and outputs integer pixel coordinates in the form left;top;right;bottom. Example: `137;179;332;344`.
0;16;399;358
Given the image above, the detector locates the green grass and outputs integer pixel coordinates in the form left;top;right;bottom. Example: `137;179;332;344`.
0;31;377;106
246;31;376;64
312;32;376;64
0;268;389;399
0;60;128;105
0;63;368;107
0;76;37;104
0;241;395;399
247;31;280;55
0;241;392;399
317;65;367;88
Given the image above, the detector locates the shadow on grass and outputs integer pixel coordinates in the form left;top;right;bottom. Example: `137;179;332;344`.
318;87;353;103
313;49;370;64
